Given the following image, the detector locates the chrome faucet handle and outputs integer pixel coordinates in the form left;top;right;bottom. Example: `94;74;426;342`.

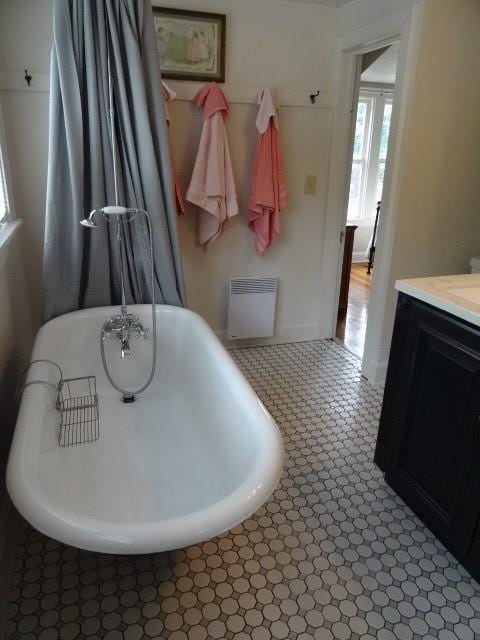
101;328;114;341
127;318;148;339
102;323;121;340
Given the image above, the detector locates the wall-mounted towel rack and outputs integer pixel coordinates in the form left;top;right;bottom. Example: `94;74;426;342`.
0;71;336;110
166;84;336;110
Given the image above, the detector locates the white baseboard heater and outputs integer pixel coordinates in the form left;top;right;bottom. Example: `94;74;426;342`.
227;277;278;340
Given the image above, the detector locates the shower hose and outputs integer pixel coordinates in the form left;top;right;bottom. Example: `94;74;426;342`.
100;210;157;401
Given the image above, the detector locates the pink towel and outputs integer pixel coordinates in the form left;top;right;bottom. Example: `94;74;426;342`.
248;89;287;254
186;83;238;246
162;82;186;215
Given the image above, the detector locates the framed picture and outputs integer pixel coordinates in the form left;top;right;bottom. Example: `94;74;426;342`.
152;8;226;83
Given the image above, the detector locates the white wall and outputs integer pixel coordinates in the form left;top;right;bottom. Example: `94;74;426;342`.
0;231;34;461
351;225;372;262
157;0;340;342
0;0;340;344
0;0;51;327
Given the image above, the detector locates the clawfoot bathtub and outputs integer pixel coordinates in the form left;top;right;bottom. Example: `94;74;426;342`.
7;305;283;554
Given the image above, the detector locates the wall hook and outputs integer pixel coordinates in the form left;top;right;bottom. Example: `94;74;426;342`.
24;69;32;87
309;90;320;105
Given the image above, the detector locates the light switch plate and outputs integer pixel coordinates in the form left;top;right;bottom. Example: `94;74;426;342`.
304;175;317;195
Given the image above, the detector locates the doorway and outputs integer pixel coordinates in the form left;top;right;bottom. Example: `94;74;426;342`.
335;43;399;359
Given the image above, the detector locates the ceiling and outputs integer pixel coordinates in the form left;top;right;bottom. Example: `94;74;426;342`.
361;42;399;85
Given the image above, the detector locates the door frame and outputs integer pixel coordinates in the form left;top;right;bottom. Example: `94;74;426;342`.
318;2;425;383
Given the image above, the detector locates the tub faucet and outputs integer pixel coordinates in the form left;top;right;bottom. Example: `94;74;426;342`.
101;305;148;359
121;337;131;359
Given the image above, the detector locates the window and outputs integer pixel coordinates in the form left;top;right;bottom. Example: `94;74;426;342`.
347;91;393;222
0;147;11;223
0;105;14;224
347;98;373;220
375;102;392;204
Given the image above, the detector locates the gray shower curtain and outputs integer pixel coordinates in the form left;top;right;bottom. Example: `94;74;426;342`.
43;0;185;321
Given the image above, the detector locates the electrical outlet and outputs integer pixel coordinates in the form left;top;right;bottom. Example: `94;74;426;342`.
304;175;317;195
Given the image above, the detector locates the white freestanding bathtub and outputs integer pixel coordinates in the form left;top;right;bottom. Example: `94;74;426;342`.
7;305;283;554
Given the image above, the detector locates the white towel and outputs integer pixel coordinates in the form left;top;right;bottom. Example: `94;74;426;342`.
256;88;279;134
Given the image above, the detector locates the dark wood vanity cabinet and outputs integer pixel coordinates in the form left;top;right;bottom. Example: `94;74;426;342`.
375;293;480;579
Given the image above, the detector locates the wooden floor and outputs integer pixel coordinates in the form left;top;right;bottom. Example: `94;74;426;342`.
336;263;372;359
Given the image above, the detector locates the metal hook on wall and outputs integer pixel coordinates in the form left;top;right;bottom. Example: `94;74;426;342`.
309;90;320;104
24;69;32;87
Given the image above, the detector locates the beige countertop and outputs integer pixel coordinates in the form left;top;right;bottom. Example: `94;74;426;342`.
395;274;480;328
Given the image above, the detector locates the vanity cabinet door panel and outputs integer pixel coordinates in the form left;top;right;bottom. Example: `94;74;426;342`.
375;293;412;470
385;301;480;558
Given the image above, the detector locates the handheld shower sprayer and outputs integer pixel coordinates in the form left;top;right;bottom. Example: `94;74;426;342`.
80;206;140;228
97;206;131;214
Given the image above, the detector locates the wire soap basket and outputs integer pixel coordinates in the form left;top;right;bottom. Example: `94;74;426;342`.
18;360;99;447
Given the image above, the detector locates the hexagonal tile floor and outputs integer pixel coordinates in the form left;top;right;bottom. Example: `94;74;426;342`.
5;340;480;640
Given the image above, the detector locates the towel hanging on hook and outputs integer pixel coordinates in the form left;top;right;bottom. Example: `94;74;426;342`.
186;83;238;247
248;88;288;255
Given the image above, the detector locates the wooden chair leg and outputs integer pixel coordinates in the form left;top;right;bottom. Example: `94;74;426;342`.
367;247;375;275
367;247;374;274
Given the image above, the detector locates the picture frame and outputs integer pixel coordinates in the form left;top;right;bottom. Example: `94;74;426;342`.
152;8;226;83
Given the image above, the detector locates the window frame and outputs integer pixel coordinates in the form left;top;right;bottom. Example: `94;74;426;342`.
347;96;375;223
347;89;393;225
0;100;22;268
0;100;15;225
374;100;393;206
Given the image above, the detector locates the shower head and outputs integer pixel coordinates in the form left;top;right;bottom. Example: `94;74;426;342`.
80;216;99;228
80;206;140;229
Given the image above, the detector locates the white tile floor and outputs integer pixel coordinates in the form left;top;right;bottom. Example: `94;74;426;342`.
5;340;480;639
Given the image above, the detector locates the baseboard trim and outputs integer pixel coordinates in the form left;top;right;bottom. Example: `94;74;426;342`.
361;358;388;385
218;327;388;385
352;253;369;263
217;324;328;348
